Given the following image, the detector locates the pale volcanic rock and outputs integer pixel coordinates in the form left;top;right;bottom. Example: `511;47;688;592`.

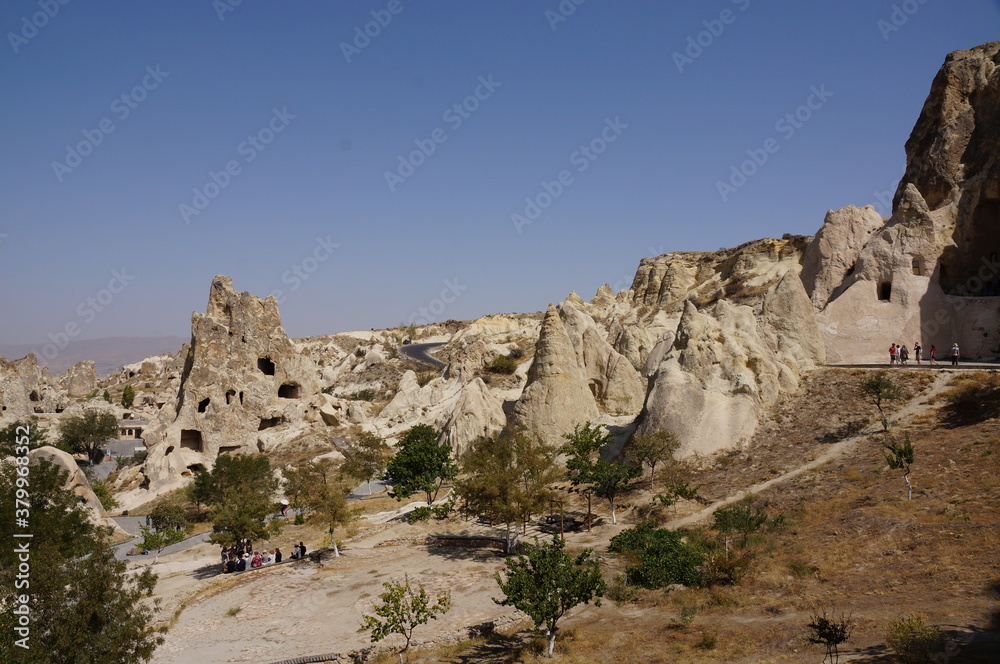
439;377;506;457
635;300;782;457
0;355;39;422
812;43;1000;361
800;205;884;309
27;445;130;538
124;276;321;505
64;361;98;398
510;305;599;445
557;302;645;416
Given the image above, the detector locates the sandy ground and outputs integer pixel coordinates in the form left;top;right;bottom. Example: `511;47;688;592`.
145;515;525;664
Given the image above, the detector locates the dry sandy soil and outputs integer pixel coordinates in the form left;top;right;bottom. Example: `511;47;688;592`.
142;367;1000;664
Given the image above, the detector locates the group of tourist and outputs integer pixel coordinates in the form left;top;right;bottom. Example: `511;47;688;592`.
220;540;309;573
888;342;961;366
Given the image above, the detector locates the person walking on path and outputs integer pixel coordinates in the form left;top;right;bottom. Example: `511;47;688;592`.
951;342;961;366
889;343;897;365
914;342;922;365
930;345;937;364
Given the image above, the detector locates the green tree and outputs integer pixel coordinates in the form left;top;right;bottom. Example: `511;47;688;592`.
628;430;680;490
860;372;904;431
456;431;560;553
609;521;703;588
58;408;119;464
90;477;120;512
103;388;112;404
140;503;192;562
885;614;943;664
341;431;392;495
121;384;136;409
185;467;213;521
713;494;781;550
884;433;916;499
293;458;358;558
0;458;163;663
562;422;638;525
361;576;451;664
494;535;605;657
203;454;282;548
0;420;48;456
384;424;457;505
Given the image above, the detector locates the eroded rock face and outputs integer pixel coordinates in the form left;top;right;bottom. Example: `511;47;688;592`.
439;377;506;456
800;205;884;310
65;361;97;398
28;446;130;538
558;302;645;416
130;276;320;501
811;43;1000;361
0;355;38;422
510;305;599;445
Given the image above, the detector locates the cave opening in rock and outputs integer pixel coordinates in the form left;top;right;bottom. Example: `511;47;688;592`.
258;357;276;375
29;390;40;402
198;398;210;413
225;390;236;405
879;281;892;301
278;383;300;399
180;429;203;452
258;417;281;431
218;445;241;455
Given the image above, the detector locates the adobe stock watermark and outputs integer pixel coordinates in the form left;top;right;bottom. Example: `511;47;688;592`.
545;0;588;32
877;0;930;41
31;268;135;364
340;0;414;63
266;235;341;305
511;116;628;234
673;0;751;73
716;84;833;202
384;75;502;192
51;65;169;183
11;424;34;651
870;176;903;219
213;0;246;22
406;279;468;326
179;106;295;224
7;0;70;54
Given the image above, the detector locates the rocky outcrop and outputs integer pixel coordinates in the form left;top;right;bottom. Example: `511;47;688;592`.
557;302;645;416
1;355;37;422
800;205;884;309
28;446;130;538
65;361;98;398
128;276;321;502
810;43;1000;361
510;305;599;445
439;378;506;456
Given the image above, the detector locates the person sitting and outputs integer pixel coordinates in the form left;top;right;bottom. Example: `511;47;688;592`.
299;541;307;558
290;544;300;560
251;552;263;568
274;547;282;563
261;551;272;565
225;556;238;573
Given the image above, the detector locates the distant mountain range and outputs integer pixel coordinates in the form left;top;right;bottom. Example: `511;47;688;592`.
0;336;187;376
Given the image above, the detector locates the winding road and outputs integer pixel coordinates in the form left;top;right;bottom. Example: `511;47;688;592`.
398;341;447;368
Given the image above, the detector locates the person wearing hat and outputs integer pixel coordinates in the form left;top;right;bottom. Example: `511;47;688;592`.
951;342;960;366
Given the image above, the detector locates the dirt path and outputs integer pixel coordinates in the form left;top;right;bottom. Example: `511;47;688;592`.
665;370;957;530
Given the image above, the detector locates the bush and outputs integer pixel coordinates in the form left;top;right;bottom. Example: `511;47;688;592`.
416;371;438;387
885;615;944;664
406;506;433;523
346;389;376;402
609;522;703;588
486;355;519;375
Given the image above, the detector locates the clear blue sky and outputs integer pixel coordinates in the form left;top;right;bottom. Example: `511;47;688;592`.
1;0;998;346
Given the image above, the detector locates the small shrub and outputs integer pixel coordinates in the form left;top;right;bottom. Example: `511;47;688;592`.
486;355;519;375
416;371;437;388
294;512;305;525
789;560;820;578
694;631;717;650
605;575;637;604
676;601;697;627
431;499;454;520
808;609;853;664
355;347;366;358
346;389;376;402
406;506;433;523
90;479;120;512
226;607;241;617
885;614;944;664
